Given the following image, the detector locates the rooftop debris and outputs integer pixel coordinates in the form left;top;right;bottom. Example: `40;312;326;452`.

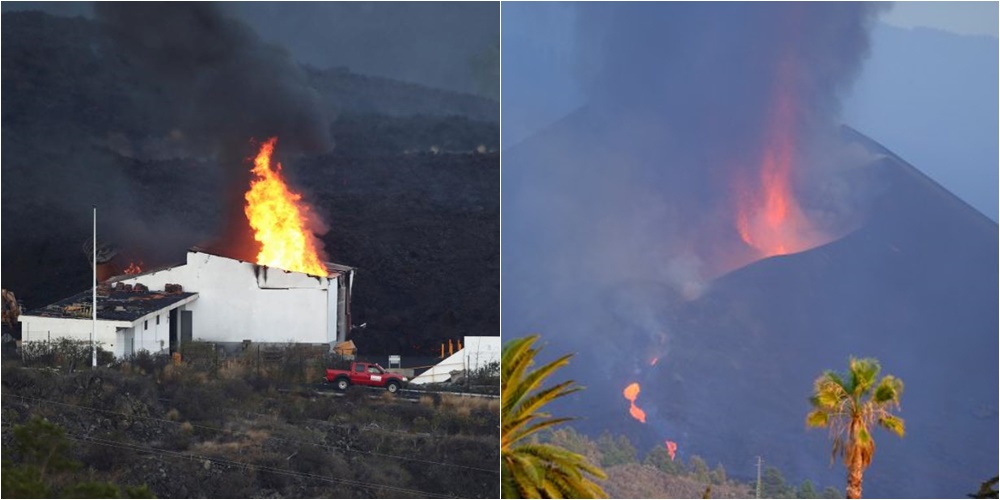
26;286;196;322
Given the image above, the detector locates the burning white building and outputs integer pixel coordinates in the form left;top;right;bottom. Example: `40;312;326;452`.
19;248;354;358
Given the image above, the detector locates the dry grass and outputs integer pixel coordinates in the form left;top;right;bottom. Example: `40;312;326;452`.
161;364;209;384
218;360;247;380
417;393;499;414
438;394;499;415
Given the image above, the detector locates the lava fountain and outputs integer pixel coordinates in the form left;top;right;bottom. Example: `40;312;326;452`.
734;57;834;259
623;382;647;423
244;137;329;276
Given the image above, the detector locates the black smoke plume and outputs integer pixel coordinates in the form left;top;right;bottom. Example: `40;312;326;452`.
95;2;333;260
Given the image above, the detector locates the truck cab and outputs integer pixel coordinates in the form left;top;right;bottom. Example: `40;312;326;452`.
326;361;407;393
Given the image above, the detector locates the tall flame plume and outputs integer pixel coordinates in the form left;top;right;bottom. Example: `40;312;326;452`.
735;57;830;259
244;138;328;276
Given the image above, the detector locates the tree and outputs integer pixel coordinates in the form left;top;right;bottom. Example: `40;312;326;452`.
1;417;155;499
710;463;727;486
544;427;603;467
820;486;843;499
968;476;999;499
689;455;711;484
2;416;81;498
596;431;636;468
806;357;905;499
501;335;607;498
796;479;818;499
761;466;793;498
643;444;685;476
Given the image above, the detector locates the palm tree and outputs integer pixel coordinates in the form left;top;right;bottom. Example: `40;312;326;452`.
501;335;607;498
806;357;905;499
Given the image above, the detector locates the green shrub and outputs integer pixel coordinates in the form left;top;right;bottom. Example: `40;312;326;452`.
20;338;113;369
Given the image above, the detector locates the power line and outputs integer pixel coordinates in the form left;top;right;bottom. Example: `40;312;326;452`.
3;393;498;475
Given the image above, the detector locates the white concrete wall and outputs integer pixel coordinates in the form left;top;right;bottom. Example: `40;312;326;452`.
410;336;501;385
410;349;467;384
118;251;339;345
21;316;130;357
461;336;501;371
133;310;171;354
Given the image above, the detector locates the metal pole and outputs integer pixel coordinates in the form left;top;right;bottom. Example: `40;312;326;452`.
756;456;762;499
92;205;97;367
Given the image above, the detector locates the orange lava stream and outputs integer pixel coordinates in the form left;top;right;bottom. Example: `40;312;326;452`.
665;440;678;461
623;382;647;423
244;138;329;276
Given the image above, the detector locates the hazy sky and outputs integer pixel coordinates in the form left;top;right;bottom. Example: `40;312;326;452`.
1;2;499;94
883;1;998;37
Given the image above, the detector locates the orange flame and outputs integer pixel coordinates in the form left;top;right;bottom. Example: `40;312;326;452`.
665;440;677;461
623;382;647;423
123;261;142;275
244;138;329;276
735;58;831;259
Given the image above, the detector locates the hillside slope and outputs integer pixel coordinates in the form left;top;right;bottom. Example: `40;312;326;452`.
1;11;499;355
501;107;997;497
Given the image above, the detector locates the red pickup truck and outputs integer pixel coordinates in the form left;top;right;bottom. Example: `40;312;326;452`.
326;362;408;393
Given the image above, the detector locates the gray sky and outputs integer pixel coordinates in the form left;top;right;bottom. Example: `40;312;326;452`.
883;1;998;37
0;2;499;95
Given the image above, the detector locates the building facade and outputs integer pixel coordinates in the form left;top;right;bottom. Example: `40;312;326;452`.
20;249;355;358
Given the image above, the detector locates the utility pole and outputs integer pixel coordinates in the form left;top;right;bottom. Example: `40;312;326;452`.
755;455;763;499
91;205;97;367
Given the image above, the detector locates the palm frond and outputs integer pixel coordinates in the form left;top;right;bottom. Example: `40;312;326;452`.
873;375;903;405
506;380;582;427
503;352;575;417
848;357;881;396
806;410;829;428
505;417;578;448
501;335;608;499
811;376;849;410
878;414;905;437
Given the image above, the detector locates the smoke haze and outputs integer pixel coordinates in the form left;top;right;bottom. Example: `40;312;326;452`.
499;2;970;495
506;2;885;307
95;2;334;258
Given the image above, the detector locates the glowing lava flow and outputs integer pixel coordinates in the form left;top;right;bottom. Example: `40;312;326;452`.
665;441;677;461
735;59;828;259
623;382;647;423
244;138;329;276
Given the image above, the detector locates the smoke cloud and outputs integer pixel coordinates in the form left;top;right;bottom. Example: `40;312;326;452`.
501;0;887;476
95;3;334;259
507;3;885;305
